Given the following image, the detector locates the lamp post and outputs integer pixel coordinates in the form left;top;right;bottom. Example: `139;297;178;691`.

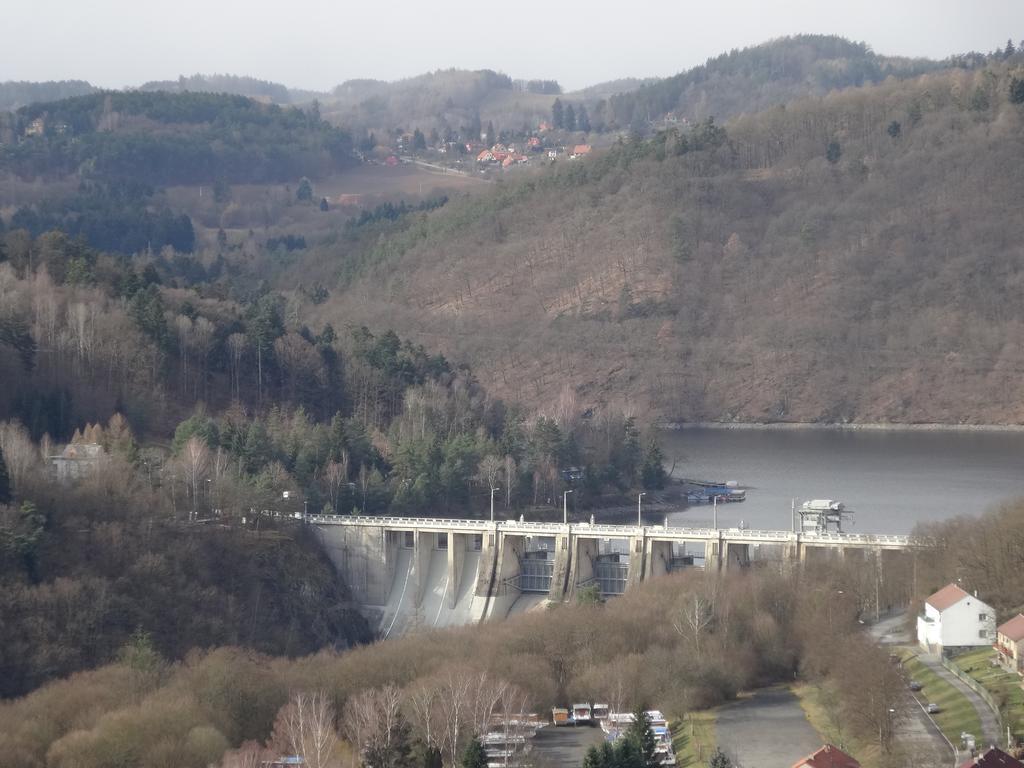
490;486;500;522
563;490;573;525
638;492;646;527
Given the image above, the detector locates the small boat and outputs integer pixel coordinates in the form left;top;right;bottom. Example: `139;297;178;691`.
551;708;571;726
572;703;592;725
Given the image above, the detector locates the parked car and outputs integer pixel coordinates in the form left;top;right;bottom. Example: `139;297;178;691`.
927;703;941;714
909;681;923;691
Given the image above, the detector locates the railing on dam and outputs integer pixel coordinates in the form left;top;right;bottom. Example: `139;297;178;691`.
304;514;921;548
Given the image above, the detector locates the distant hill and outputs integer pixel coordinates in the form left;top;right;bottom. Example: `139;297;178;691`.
322;68;556;138
568;77;661;100
0;90;353;186
600;35;940;129
294;56;1024;426
138;73;325;104
0;80;97;111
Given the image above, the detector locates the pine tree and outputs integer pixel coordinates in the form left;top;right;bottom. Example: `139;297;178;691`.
552;98;564;129
0;446;11;504
578;105;591;133
1009;77;1024;105
461;735;488;768
625;706;657;768
826;141;842;164
641;438;667;490
708;747;733;768
565;103;577;131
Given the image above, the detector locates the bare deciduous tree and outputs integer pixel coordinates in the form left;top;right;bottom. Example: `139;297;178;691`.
272;691;339;768
183;435;210;521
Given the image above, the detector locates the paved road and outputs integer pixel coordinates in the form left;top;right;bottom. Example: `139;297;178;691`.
867;613;957;766
531;725;606;768
919;652;1000;749
715;687;822;768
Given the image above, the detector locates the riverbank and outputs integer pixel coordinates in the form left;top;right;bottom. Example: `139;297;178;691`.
662;421;1024;433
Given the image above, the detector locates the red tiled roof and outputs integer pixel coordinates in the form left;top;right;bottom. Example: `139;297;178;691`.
793;744;860;768
927;583;971;611
959;747;1024;768
998;614;1024;642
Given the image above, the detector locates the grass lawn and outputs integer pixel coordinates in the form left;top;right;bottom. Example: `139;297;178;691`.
901;652;982;744
952;648;1024;738
671;710;716;767
791;682;883;768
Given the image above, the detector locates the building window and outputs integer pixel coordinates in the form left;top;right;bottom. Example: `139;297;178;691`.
980;613;988;621
437;533;448;550
980;630;989;639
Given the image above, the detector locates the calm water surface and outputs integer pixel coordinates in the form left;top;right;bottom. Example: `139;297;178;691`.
658;428;1024;534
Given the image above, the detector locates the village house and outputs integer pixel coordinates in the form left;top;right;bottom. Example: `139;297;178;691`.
995;614;1024;675
569;144;592;159
917;583;996;657
792;744;860;768
527;136;543;151
24;117;45;137
50;442;106;482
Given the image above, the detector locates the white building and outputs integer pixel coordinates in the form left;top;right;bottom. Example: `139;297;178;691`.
917;583;995;657
50;442;106;482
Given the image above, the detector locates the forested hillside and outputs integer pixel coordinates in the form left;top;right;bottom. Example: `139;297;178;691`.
602;35;940;129
0;91;354;254
0;91;352;185
322;69;558;140
138;74;324;104
292;57;1024;424
0;81;97;112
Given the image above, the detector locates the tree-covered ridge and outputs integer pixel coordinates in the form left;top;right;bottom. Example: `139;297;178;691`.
603;34;940;129
0;91;353;185
138;73;324;104
0;80;97;112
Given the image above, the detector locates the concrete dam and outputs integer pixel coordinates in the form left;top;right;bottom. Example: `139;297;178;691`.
311;515;918;636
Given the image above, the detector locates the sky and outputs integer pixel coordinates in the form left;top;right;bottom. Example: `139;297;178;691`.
3;0;1023;92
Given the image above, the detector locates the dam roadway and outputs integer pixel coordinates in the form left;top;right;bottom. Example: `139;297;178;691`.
309;515;920;636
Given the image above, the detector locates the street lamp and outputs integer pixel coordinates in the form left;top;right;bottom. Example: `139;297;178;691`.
638;492;646;527
490;486;500;522
563;490;573;525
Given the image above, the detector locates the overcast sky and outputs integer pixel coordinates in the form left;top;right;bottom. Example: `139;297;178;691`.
4;0;1022;92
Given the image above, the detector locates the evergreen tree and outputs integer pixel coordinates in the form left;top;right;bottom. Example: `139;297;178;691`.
565;103;577;131
319;197;329;212
0;446;10;504
708;747;733;768
578;105;591;133
1010;77;1024;105
624;706;657;768
485;121;496;145
413;128;427;151
296;177;313;201
461;735;488;768
886;120;901;139
826;141;842;164
552;98;565;129
641;438;667;490
1005;38;1017;58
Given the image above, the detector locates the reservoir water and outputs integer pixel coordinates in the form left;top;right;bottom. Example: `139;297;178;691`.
658;428;1024;534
